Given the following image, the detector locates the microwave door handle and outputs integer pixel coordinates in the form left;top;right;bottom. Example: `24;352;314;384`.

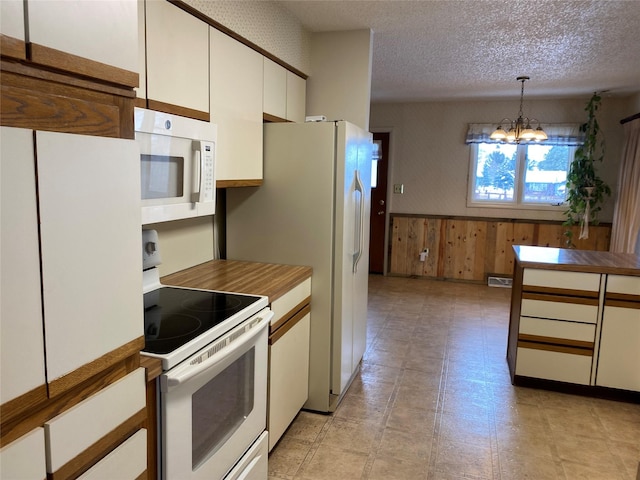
192;141;210;204
191;147;201;203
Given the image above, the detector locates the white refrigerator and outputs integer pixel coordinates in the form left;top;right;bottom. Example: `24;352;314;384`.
226;120;372;412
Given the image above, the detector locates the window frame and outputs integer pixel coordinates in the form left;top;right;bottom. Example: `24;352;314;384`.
467;142;576;211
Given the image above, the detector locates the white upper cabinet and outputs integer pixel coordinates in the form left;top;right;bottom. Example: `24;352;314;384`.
145;0;209;118
0;127;46;406
136;0;147;100
263;57;306;122
263;58;287;120
26;0;138;81
210;28;263;183
286;71;307;123
36;131;143;385
0;0;26;59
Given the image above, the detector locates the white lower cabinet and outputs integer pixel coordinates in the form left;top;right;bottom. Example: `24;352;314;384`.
44;369;146;476
516;347;593;385
77;429;147;480
597;306;640;391
596;275;640;392
268;278;311;451
269;312;311;451
0;427;47;480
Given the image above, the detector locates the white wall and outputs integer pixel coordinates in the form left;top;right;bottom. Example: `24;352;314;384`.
370;95;633;222
182;0;310;73
306;30;373;131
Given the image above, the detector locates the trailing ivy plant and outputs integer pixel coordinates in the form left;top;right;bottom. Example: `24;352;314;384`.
563;92;611;246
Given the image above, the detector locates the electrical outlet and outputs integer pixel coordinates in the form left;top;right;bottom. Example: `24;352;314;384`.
393;184;404;194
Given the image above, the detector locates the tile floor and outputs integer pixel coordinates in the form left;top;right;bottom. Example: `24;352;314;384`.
268;275;640;480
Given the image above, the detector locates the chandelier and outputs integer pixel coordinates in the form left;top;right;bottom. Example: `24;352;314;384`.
490;76;547;143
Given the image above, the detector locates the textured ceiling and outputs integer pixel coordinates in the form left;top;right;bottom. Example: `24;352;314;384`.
274;0;640;102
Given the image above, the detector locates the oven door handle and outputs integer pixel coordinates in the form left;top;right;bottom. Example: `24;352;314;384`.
163;311;272;391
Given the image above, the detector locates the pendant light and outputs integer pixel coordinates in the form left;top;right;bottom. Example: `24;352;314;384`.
490;76;547;143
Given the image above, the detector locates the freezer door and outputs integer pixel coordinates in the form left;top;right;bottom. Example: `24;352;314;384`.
331;122;372;396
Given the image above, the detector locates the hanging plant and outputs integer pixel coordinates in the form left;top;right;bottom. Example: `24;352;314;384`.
563;92;611;246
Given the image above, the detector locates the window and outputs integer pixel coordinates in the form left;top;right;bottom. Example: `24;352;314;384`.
466;123;583;210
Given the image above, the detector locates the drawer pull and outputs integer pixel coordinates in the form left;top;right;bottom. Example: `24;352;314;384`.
517;335;593;356
522;291;599;306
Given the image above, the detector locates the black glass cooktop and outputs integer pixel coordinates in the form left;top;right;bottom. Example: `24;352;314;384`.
143;287;261;355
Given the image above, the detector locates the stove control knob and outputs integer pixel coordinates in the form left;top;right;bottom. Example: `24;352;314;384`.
145;241;156;255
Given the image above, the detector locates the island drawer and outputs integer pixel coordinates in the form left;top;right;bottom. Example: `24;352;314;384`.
519;316;596;344
521;296;599;324
606;275;640;297
523;269;601;293
270;277;311;329
516;347;592;385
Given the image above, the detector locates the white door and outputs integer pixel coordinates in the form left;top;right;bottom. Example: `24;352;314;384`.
36;131;143;385
0;127;47;405
352;129;373;370
27;0;137;73
332;122;372;396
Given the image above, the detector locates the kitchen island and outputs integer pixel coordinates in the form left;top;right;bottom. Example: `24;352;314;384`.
507;246;640;401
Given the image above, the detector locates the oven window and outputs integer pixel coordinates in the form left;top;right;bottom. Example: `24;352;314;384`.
191;347;255;470
141;154;184;199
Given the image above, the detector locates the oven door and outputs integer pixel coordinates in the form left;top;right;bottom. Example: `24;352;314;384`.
160;309;271;480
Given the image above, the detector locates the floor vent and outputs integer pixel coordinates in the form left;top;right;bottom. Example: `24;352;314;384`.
488;276;513;288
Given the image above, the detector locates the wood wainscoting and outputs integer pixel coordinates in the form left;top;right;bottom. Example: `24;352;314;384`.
389;214;611;281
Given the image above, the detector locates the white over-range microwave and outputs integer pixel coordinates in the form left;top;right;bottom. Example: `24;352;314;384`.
135;108;217;224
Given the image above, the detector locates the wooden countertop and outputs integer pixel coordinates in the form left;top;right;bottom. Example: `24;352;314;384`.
161;259;312;302
513;245;640;276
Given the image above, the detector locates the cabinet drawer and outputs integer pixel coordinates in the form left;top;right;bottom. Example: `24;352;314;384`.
606;275;640;297
516;347;592;385
0;427;46;479
45;369;146;474
77;429;146;480
521;297;599;324
523;269;601;292
271;277;311;329
519;317;595;343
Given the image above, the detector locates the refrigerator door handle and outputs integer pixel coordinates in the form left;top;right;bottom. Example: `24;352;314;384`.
353;169;365;273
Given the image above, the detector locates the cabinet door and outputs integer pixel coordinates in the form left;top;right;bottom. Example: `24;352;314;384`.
36;131;143;386
0;0;26;59
263;58;287;119
0;127;47;406
269;312;310;451
77;429;147;480
27;0;138;84
45;369;146;477
136;0;147;101
597;305;640;391
0;427;47;480
145;0;209;118
286;71;306;123
210;28;263;182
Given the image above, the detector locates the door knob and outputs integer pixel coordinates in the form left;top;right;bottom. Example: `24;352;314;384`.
379;200;385;205
378;210;385;215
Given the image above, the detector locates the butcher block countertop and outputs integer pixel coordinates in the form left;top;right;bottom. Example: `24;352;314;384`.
160;259;312;302
514;246;640;276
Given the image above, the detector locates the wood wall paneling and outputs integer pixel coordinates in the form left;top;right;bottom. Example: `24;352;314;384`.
388;215;612;282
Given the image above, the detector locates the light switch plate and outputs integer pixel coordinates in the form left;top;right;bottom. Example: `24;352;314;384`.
394;184;404;194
